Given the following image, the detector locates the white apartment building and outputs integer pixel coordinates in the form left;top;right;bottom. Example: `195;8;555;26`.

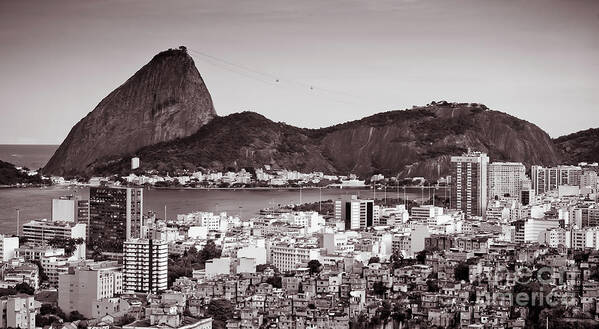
205;257;231;278
488;162;526;200
52;198;76;222
322;232;354;255
22;220;86;243
270;243;321;272
524;218;560;243
41;255;70;286
15;245;64;262
1;263;39;290
0;295;38;329
21;220;86;259
285;212;325;233
0;235;19;262
58;262;123;318
410;205;444;223
545;228;567;248
123;239;168;293
176;212;232;232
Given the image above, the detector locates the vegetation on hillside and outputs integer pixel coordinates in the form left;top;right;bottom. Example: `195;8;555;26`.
554;128;599;164
0;160;45;185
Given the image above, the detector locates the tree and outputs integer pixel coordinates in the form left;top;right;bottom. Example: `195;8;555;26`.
308;259;322;275
68;311;86;321
266;275;282;289
416;250;429;264
256;264;278;273
455;262;470;282
373;281;387;296
426;279;440;292
200;240;221;261
207;299;234;327
15;282;35;295
117;314;136;326
32;260;49;282
48;237;85;257
168;241;223;287
368;256;380;264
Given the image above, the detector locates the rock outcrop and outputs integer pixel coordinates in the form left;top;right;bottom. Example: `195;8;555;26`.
44;47;217;176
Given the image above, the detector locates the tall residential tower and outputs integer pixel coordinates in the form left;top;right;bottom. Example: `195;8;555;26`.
89;187;143;252
451;151;489;218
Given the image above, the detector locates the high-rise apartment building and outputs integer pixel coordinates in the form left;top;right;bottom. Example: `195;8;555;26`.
123;239;168;293
531;165;583;195
51;195;90;224
487;162;526;200
520;179;535;206
334;195;374;230
89;187;143;252
450;151;489;218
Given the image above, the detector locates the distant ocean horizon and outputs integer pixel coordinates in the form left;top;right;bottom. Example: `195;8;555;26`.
0;144;59;170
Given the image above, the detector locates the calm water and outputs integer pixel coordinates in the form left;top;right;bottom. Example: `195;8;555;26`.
0;144;59;169
0;144;437;235
0;186;428;235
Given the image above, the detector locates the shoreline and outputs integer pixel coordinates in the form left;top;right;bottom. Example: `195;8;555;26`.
0;183;449;192
146;185;449;191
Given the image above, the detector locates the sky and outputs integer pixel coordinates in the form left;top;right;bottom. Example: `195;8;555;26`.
0;0;598;144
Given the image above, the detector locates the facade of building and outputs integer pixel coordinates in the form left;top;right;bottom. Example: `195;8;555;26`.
123;239;168;293
22;220;86;243
410;205;444;223
334;196;374;230
58;262;123;318
21;220;86;259
269;243;321;272
0;295;38;329
89;187;143;252
52;197;76;222
487;162;526;200
451;151;489;217
532;165;583;195
0;235;19;262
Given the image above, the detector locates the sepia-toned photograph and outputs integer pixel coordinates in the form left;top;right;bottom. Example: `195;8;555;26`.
1;1;598;328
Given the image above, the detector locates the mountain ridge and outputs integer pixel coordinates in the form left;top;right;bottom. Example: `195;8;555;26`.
91;101;563;180
42;48;595;180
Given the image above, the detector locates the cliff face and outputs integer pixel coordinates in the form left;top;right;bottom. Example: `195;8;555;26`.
94;102;562;179
43;48;217;176
554;128;599;164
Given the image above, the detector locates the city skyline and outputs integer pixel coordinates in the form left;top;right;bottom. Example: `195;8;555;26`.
1;0;599;144
2;2;599;328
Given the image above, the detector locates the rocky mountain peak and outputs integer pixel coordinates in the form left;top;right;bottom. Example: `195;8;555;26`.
44;47;217;176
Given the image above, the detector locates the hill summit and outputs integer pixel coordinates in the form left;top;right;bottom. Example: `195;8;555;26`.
44;47;217;176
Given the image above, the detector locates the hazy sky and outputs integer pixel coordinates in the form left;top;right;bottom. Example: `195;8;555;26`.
1;0;598;144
